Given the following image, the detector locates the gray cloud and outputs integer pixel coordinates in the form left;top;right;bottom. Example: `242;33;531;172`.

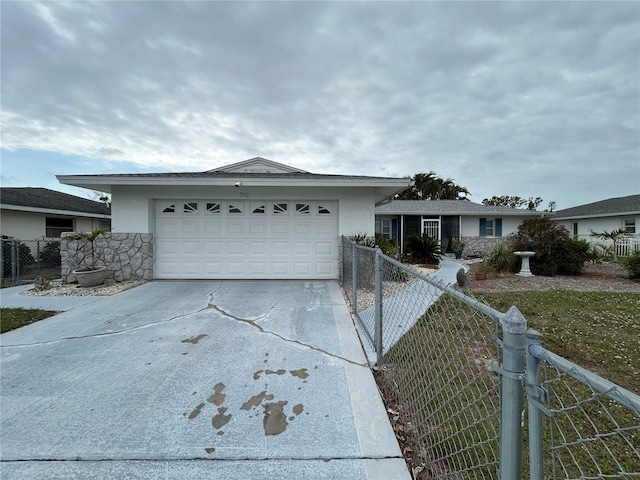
1;1;638;208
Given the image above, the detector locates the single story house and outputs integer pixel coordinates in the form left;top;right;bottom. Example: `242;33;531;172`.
57;157;410;281
0;187;111;239
554;194;640;256
554;194;639;237
374;199;541;255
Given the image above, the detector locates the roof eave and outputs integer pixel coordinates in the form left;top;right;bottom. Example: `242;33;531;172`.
554;211;640;220
1;204;111;218
57;175;411;193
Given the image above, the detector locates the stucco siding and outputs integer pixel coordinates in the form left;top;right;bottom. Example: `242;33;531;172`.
1;210;43;239
110;185;376;237
558;215;639;236
460;215;527;237
0;210;102;239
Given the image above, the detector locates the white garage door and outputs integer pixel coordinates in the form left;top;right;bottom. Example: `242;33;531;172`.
154;200;338;279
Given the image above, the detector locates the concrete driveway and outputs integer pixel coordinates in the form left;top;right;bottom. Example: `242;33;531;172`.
0;281;409;479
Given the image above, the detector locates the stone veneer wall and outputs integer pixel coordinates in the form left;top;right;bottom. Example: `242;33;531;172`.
61;232;153;284
461;236;506;257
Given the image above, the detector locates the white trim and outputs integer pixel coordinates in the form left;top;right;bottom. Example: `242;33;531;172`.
555;211;640;220
0;204;111;219
57;175;409;189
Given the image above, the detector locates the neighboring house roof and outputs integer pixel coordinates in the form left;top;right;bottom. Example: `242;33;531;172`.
554;194;640;220
57;157;412;204
0;187;111;218
375;200;543;216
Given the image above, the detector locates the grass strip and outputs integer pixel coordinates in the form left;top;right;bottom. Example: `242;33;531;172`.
1;308;57;333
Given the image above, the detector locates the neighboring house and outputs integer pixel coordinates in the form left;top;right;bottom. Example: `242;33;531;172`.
375;200;541;255
0;187;111;239
57;157;410;280
554;194;640;237
554;194;640;256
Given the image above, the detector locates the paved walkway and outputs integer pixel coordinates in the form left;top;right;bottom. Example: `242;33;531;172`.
357;259;467;363
0;281;410;479
0;283;104;311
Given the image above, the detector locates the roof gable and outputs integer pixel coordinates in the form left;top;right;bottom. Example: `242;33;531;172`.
0;187;111;216
206;157;309;174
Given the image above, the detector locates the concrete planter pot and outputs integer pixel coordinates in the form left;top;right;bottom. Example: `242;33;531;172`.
73;266;107;288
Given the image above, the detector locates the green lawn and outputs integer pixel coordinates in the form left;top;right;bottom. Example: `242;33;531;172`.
1;308;57;333
478;290;640;392
382;289;640;479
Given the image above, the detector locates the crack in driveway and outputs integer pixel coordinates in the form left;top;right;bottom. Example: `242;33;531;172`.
0;304;213;348
207;303;367;367
2;286;366;370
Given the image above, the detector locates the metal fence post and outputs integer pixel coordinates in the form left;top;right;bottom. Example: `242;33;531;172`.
499;306;527;480
0;239;4;286
351;242;358;314
526;329;544;480
11;239;17;285
36;239;41;275
374;247;383;366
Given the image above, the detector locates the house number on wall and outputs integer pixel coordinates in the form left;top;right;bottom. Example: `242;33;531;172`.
239;192;249;198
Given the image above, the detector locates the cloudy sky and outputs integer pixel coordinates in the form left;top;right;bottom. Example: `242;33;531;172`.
1;1;639;209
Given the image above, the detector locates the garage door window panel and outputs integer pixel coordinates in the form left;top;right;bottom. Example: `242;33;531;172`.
183;202;198;214
273;203;288;215
228;203;243;214
160;202;176;214
251;203;266;215
206;203;221;214
296;203;310;215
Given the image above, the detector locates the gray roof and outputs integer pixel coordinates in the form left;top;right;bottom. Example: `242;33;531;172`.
554;194;640;219
0;188;111;216
375;200;542;216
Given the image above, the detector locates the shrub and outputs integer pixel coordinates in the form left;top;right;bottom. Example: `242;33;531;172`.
349;233;398;257
374;234;399;258
39;241;61;266
509;216;588;276
621;250;640;279
554;239;591;275
405;234;442;265
487;242;515;273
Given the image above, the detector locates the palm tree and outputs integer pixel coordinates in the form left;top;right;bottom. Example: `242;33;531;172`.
397;172;469;200
590;228;630;260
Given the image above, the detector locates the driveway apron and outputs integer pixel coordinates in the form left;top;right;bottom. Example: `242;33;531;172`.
0;281;409;479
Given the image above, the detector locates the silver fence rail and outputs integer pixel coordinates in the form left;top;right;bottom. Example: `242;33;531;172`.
341;236;640;479
0;238;62;287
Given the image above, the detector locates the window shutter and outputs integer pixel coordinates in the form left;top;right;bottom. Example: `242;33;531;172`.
479;218;487;237
495;218;503;237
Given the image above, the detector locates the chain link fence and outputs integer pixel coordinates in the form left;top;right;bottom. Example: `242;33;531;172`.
1;238;62;287
526;334;640;480
341;236;640;479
